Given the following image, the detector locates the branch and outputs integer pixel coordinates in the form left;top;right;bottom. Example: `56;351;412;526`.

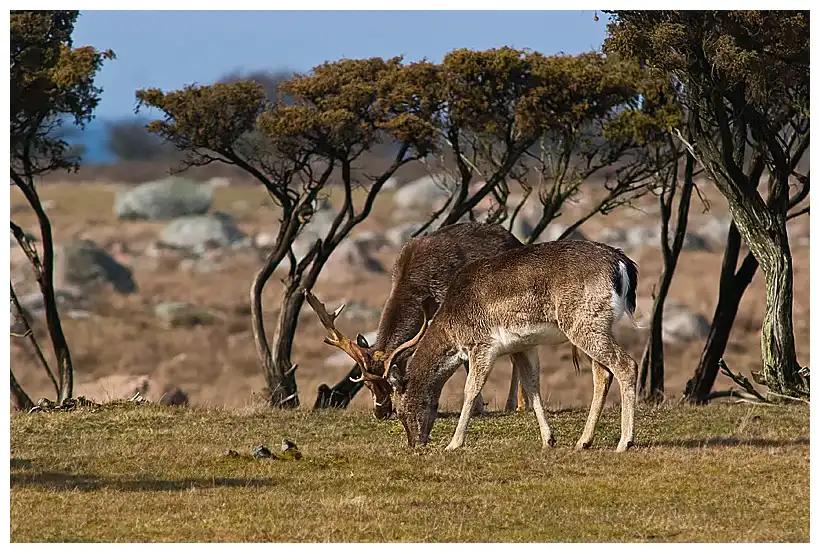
718;359;769;403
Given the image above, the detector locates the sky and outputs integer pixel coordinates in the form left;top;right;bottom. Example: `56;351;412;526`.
70;10;608;159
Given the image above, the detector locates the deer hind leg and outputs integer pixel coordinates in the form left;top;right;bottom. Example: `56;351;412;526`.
464;362;487;416
504;356;531;412
512;349;555;448
446;347;496;451
568;330;637;452
576;359;613;450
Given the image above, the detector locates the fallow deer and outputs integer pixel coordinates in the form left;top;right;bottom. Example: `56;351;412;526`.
383;240;640;452
305;222;529;419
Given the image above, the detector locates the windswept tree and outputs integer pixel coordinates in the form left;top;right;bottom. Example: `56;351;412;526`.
10;10;113;407
606;11;810;397
138;57;438;407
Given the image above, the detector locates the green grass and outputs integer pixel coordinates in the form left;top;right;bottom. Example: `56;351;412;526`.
11;403;809;542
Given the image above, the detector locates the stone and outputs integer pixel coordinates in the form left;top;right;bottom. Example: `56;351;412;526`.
55;240;137;294
662;302;711;344
154;302;218;328
393;175;451;211
324;239;386;278
114;176;212;220
158;213;246;252
159;386;189;406
386;222;423;248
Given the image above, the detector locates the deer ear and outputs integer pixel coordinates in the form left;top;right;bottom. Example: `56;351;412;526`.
356;333;369;348
386;363;406;393
420;296;439;321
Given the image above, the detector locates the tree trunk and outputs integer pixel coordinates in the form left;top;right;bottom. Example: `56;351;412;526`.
684;223;758;403
10;369;34;412
267;280;304;408
759;224;804;395
639;275;671;402
15;178;74;401
639;151;694;402
314;367;364;409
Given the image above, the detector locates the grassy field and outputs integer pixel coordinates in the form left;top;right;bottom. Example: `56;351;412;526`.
10;402;809;542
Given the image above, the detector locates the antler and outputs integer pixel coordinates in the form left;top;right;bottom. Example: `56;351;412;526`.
303;289;380;382
383;316;430;377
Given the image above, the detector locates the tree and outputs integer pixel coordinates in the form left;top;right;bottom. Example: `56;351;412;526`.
10;10;113;407
606;11;809;397
138;57;437;407
106;118;176;161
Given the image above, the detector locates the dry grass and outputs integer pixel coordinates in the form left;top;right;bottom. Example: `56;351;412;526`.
10;402;808;542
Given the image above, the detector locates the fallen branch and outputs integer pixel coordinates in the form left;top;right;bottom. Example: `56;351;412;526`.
718;359;769;403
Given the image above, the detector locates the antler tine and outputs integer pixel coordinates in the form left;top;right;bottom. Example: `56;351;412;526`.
383;316;430;377
303;288;373;372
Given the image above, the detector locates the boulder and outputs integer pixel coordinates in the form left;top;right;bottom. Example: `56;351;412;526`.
598;226;710;252
662;302;711;344
154;302;218;328
114;177;212;220
386;222;423;248
55;240;137;294
324;239;386;278
158;213;247;252
393;175;451;211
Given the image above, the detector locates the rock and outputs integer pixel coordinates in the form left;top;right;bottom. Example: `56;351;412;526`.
15;289;87;319
350;231;391;253
698;216;731;247
154;302;218;328
662;302;710;344
159;386;189;406
386;222;423;248
253;231;278;249
114;176;212;220
279;438;302;460
393;175;451;211
252;445;273;459
158;213;246;252
338;303;381;322
55;240;137;294
291;202;338;260
597;226;710;252
324;239;385;277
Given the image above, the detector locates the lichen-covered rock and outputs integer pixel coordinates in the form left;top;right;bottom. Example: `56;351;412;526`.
158;213;246;252
114;177;212;220
55;240;137;294
154;302;218;328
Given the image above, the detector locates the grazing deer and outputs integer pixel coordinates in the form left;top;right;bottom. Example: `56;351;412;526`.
382;240;640;452
306;222;529;419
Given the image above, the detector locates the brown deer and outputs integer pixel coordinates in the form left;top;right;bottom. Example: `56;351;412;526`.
306;222;529;419
382;240;640;452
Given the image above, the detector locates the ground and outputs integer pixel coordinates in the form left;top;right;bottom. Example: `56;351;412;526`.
10;402;809;542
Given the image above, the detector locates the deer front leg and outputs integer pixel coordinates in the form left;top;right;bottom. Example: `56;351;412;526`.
445;347;495;451
512;349;555;448
576;359;613;450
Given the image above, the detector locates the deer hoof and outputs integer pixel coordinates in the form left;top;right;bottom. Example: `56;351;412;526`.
615;440;634;453
575;440;591;450
545;436;557;448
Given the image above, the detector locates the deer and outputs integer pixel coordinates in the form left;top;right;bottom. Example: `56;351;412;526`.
305;221;531;420
376;240;640;452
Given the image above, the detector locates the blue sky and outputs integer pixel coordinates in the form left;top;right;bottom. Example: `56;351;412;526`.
71;10;607;160
74;10;607;119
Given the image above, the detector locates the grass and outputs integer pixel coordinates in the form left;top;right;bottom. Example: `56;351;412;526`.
10;402;809;542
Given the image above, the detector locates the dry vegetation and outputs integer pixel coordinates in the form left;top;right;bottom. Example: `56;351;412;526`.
10;402;809;542
10;177;810;411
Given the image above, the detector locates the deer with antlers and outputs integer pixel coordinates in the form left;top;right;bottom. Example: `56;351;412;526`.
372;240;639;452
305;222;531;419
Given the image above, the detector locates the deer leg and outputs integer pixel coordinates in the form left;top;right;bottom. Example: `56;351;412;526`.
445;347;495;451
566;329;637;452
576;359;613;450
465;362;487;416
512;349;555;448
504;358;519;412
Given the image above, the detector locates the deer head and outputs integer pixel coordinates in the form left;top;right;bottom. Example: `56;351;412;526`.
304;289;433;420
